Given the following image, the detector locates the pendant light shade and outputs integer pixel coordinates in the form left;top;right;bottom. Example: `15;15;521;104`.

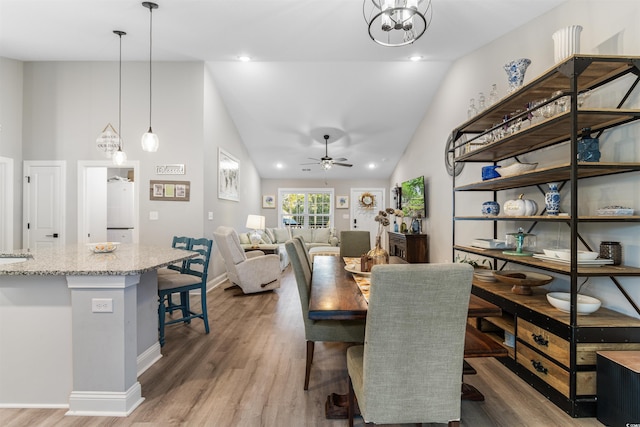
113;30;127;166
141;1;159;152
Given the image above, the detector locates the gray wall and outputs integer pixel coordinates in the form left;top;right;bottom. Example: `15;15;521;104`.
0;57;24;248
391;0;640;317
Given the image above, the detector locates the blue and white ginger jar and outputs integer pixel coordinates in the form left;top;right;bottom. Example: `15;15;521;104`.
482;201;500;217
504;58;531;93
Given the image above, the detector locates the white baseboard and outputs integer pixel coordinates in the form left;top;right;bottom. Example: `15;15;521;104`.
137;342;162;376
206;273;227;293
66;382;144;417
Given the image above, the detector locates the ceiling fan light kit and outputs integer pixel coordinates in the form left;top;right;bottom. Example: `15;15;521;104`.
363;0;433;47
303;134;353;170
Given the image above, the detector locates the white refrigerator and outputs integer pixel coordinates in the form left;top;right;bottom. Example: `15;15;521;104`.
107;181;134;243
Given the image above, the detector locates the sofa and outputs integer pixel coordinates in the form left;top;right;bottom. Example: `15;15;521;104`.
238;227;339;270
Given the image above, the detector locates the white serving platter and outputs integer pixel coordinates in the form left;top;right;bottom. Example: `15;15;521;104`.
533;254;613;266
470;239;511;249
344;264;371;276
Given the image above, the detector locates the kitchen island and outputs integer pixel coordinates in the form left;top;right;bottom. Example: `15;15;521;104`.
0;244;195;416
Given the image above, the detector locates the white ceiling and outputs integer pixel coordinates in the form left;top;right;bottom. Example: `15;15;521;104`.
0;0;566;179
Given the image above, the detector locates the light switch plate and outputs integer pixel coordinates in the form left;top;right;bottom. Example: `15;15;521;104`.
149;211;159;220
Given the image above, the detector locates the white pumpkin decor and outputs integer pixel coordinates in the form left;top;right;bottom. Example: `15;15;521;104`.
503;194;538;216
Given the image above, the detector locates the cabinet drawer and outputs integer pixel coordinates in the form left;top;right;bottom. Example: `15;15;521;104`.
518;318;569;366
517;344;596;397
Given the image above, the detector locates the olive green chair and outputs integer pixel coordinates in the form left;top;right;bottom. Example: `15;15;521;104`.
347;263;473;426
339;230;371;258
285;238;365;390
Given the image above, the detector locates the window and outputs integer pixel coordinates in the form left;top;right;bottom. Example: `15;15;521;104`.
278;188;334;229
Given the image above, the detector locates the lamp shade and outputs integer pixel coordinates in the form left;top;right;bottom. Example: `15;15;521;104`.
246;215;265;230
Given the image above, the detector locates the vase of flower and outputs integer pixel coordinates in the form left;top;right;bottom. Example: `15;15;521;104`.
545;182;561;215
367;234;389;266
504;58;531;93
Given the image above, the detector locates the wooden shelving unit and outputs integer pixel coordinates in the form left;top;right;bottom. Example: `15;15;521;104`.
450;55;640;417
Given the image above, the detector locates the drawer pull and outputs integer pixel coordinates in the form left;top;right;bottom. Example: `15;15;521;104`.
531;360;548;375
532;333;548;347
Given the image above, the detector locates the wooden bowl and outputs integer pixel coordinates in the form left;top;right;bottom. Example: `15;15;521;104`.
493;271;554;295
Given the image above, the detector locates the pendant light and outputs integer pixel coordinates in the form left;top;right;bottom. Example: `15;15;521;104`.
141;1;159;152
112;30;127;166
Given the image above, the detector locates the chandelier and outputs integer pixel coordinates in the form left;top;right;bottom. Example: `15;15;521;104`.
363;0;433;47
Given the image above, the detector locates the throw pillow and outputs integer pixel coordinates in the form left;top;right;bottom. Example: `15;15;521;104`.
313;228;331;244
261;231;273;244
238;233;250;245
273;228;291;243
291;228;313;242
264;228;276;243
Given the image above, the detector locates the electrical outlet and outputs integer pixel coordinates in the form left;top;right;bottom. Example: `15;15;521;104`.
149;211;159;220
208;212;213;220
92;298;113;313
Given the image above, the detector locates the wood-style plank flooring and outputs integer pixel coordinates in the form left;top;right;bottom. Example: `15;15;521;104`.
0;265;605;426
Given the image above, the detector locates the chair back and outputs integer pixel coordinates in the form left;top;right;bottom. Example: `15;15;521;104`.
213;226;247;285
183;238;213;283
285;239;313;321
168;236;192;272
339;230;371;257
361;263;473;424
292;235;312;271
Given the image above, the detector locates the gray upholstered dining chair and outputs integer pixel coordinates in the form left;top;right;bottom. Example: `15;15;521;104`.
285;238;366;390
213;226;281;294
339;230;371;258
292;235;312;270
347;263;473;427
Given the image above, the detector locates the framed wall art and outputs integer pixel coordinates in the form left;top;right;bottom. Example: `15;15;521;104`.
218;148;239;201
336;195;349;209
150;180;190;201
262;195;276;208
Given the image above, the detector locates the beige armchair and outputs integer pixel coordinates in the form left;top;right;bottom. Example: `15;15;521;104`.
347;263;473;426
213;226;281;294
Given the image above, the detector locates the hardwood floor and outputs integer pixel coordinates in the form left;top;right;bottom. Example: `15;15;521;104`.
0;266;604;427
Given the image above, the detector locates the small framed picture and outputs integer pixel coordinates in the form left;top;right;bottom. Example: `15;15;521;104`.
262;195;276;209
150;180;190;201
336;195;349;209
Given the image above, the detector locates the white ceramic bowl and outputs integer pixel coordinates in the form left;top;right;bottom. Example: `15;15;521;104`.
473;269;497;282
543;249;599;261
496;162;538;177
546;292;601;315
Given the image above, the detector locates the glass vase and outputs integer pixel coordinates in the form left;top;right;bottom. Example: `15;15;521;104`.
367;235;389;266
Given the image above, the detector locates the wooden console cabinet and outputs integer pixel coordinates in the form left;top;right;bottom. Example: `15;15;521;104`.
387;232;428;263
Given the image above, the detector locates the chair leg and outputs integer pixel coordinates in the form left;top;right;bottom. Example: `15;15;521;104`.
348;377;355;427
304;340;314;390
200;285;210;334
180;291;190;323
158;293;167;347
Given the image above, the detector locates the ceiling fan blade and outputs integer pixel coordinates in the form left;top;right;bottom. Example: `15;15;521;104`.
333;162;353;167
333;157;348;162
308;157;320;161
300;162;320;165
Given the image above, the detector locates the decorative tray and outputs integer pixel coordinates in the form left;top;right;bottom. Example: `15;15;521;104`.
533;254;613;266
344;264;371;277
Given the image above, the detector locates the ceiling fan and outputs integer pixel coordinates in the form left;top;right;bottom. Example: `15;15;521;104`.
302;134;352;170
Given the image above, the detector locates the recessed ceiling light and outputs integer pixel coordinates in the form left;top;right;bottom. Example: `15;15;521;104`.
368;163;376;169
409;55;423;62
238;55;251;62
276;162;283;169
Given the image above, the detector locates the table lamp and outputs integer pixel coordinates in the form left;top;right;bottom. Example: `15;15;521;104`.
246;214;265;247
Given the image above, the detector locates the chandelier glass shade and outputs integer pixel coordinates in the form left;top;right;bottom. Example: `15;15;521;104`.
141;2;159;152
363;0;433;47
113;30;127;166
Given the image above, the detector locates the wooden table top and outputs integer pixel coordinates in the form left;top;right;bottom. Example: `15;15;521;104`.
308;256;501;321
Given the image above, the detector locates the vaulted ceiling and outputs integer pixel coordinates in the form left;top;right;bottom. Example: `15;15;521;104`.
0;0;566;179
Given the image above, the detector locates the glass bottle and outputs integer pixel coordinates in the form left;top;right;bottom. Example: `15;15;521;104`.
478;92;486;112
488;84;499;106
467;98;478;119
577;127;601;162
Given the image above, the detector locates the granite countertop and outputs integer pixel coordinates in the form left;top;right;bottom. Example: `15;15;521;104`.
0;244;195;276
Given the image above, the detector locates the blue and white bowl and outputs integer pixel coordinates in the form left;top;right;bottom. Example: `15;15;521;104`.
481;201;500;216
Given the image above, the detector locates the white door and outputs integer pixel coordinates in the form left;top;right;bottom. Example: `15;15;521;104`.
0;157;14;251
23;161;66;250
350;188;386;249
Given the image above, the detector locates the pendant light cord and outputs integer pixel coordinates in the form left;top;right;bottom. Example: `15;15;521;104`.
148;5;153;131
114;30;126;151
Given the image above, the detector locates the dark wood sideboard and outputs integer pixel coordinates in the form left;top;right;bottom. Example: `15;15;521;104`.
387;232;428;263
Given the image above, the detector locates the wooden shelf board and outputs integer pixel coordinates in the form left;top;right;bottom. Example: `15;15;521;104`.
456;215;640;222
485;315;515;334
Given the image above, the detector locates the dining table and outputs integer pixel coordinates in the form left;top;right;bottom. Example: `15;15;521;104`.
308;255;508;418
